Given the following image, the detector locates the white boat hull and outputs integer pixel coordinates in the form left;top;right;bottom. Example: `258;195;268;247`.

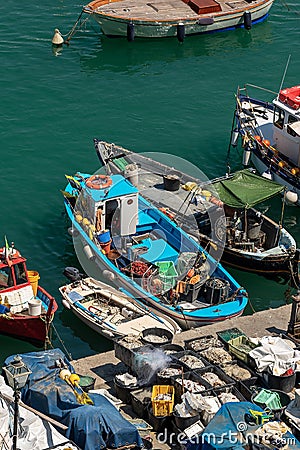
88;0;273;38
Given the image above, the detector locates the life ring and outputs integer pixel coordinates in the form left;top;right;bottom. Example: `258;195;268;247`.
86;175;112;190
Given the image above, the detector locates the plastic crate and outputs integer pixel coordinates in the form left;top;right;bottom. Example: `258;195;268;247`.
180;280;202;302
185;335;224;353
217;328;246;348
151;385;174;417
114;337;144;368
214;385;246;404
228;335;258;364
253;389;282;410
156;261;178;291
130;387;152;419
171;350;210;371
172;371;212;402
195;366;236;390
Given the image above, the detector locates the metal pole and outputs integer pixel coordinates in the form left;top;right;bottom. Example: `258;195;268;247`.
13;388;20;450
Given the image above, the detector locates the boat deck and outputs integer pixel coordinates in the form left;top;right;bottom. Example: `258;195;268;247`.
91;0;255;20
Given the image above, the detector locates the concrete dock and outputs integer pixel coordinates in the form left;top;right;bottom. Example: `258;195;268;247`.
72;303;294;449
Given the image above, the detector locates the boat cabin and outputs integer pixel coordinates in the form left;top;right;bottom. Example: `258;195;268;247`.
0;249;35;313
273;87;300;166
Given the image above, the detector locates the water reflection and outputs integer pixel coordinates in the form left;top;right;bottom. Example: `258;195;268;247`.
78;22;273;74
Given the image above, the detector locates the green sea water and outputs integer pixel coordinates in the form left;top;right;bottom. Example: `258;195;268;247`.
1;0;300;365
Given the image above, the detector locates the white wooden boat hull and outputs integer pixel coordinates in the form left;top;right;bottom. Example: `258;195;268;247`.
87;0;273;38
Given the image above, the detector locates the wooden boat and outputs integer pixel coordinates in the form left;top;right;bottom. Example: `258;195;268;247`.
0;242;58;346
94;139;300;286
62;162;248;330
230;84;300;206
59;275;180;339
82;0;274;40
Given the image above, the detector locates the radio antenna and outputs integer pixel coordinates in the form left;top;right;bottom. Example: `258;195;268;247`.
278;54;291;97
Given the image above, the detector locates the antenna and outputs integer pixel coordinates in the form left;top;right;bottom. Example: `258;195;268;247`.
278;54;291;97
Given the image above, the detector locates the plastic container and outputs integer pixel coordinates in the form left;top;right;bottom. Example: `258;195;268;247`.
114;337;144;368
251;388;291;419
130;387;152;419
97;230;111;243
156;261;178;291
78;375;96;392
184;335;223;353
217;328;246;348
124;163;139;187
114;375;139;404
195;366;236;390
151;385;174;417
28;299;42;316
156;364;184;385
27;270;40;297
171;350;210;371
180;281;202;302
163;174;180;191
263;371;296;393
161;343;184;355
141;327;173;347
203;278;230;305
99;239;112;254
147;404;171;432
172;371;211;402
228;335;258;364
173;410;200;431
214;385;246;404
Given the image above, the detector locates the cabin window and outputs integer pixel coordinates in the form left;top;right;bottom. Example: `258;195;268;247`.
0;267;13;290
288;115;298;124
105;199;119;229
273;106;285;129
14;263;27;285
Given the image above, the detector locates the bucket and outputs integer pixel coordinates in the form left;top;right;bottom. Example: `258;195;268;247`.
78;375;96;392
163;174;180;191
97;230;111;244
124;163;139;187
147;405;171;432
27;270;40;297
141;327;173;347
28;299;42;316
100;239;112;254
251;389;291;419
265;371;296;393
114;376;139;404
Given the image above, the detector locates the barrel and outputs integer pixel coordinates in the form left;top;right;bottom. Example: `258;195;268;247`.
27;270;40;297
97;230;111;244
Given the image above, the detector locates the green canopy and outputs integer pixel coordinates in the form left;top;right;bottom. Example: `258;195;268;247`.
211;169;285;209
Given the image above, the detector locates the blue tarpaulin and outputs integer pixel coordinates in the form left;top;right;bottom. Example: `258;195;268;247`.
4;349;143;450
186;402;300;450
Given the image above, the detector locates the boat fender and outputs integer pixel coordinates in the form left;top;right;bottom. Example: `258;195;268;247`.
286;191;298;204
127;23;135;42
231;128;240;147
262;139;270;147
242;143;251;166
243;11;252;30
103;270;115;282
83;244;96;261
68;227;79;237
62;299;71;310
85;175;112;190
177;23;185;43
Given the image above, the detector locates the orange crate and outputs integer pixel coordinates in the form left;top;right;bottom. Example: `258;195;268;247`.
151;385;174;417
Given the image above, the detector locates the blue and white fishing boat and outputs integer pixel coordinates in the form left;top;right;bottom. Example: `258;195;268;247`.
230;83;300;205
62;170;248;330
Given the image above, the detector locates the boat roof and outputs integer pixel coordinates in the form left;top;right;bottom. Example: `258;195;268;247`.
81;173;138;202
211;169;284;208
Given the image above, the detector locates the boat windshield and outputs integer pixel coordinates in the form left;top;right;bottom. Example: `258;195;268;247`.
0;266;14;290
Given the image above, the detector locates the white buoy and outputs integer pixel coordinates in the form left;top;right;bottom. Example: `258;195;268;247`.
83;243;95;261
286;191;298;204
52;28;64;45
262;170;273;180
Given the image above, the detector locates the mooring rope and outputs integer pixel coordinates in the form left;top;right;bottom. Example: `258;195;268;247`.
51;322;73;361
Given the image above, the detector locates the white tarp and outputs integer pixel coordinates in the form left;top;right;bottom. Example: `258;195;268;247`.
249;336;300;375
0;376;74;450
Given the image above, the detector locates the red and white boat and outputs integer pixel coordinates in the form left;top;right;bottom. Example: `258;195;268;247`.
0;242;58;347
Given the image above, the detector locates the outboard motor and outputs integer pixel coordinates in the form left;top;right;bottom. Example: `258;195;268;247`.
63;266;84;282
